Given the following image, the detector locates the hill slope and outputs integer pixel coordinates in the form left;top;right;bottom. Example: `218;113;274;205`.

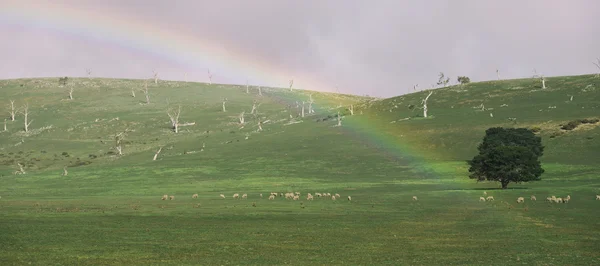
1;75;599;265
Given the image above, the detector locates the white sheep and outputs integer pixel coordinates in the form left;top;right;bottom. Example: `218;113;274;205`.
307;194;314;201
530;195;536;201
483;191;487;196
563;198;569;203
551;196;557;201
412;196;418;201
161;194;168;200
293;195;299;200
566;195;571;200
192;193;198;199
169;195;175;200
331;196;336;201
486;196;494;201
517;197;524;203
555;197;563;203
546;197;552;202
347;196;351;201
260;193;263;198
335;193;340;198
268;195;275;200
242;194;248;199
220;194;226;199
315;193;322;197
596;195;600;200
233;193;239;199
479;197;486;202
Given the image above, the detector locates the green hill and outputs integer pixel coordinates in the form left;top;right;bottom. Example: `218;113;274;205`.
1;75;599;265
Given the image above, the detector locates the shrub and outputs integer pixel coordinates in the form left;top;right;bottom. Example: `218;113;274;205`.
530;126;542;133
560;118;599;130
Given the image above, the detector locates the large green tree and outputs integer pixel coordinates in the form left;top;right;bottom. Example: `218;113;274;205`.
467;127;544;189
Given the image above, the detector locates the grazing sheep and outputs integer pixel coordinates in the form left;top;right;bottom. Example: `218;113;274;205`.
169;195;175;200
347;196;351;201
486;196;495;201
412;196;418;201
268;195;275;200
566;195;571;200
307;194;314;201
326;193;331;197
295;192;300;196
331;196;336;201
242;193;248;199
596;195;600;200
563;198;570;203
233;193;240;199
483;191;487;196
546;197;552;202
530;195;536;201
335;193;340;198
555;197;563;203
315;193;322;197
192;194;198;199
551;196;557;201
293;195;299;200
479;197;486;202
220;194;226;199
161;194;168;200
517;197;524;203
260;193;263;198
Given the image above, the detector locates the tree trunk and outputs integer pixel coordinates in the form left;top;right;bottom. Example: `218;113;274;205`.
501;180;509;189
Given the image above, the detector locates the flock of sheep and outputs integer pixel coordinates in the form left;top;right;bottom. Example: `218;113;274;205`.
160;192;353;201
478;191;600;203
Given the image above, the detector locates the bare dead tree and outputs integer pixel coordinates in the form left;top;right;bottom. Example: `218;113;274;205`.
184;72;188;82
131;87;136;97
335;85;340;93
496;69;500;80
289;78;294;91
222;98;227;112
167;105;182;133
336;111;342;126
569;95;573;101
308;94;315;114
9;100;16;121
68;84;74;100
239;111;245;125
246;80;250;94
3;118;6;132
207;69;213;85
153;147;162;161
540;75;546;89
349;104;354;115
413;84;419;91
21;103;32;132
62;166;68;176
258;86;262;96
250;101;257;114
593;58;600;77
301;101;305;118
114;131;127;155
422;91;434;118
257;120;263;132
14;163;26;175
85;68;92;79
152;70;159;84
143;80;150;104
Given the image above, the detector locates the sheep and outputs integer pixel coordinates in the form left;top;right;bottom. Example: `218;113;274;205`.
192;193;198;199
563;198;569;203
260;193;263;198
517;197;524;203
596;195;600;200
169;195;175;200
566;195;571;200
347;196;351;201
546;197;552;202
293;195;299;201
551;196;557;201
294;192;300;196
242;193;248;199
530;195;536;201
331;196;336;201
335;193;340;198
412;196;418;201
285;193;294;199
483;191;487;196
555;197;563;203
220;194;226;199
268;195;275;200
307;194;314;201
479;197;486;202
486;196;495;201
326;193;331;197
315;193;322;197
233;193;239;199
161;194;168;200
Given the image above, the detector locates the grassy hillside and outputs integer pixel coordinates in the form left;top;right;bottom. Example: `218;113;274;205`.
1;75;599;265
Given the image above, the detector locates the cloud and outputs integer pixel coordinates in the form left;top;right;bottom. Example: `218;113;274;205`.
1;0;599;97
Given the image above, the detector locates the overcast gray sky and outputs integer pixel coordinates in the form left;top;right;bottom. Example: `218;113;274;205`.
1;0;599;97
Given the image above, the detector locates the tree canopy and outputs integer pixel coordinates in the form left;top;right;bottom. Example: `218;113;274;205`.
467;127;544;189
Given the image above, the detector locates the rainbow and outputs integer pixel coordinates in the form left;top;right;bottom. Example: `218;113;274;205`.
0;1;332;92
1;2;443;178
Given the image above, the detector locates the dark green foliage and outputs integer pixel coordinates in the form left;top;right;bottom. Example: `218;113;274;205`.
560;118;599;130
58;77;69;86
530;126;542;133
467;127;544;189
457;76;471;84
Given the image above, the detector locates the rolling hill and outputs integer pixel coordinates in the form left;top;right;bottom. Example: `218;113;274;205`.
1;75;599;265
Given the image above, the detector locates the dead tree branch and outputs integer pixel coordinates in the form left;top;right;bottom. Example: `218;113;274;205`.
68;85;74;100
143;80;150;104
593;58;600;77
167;105;182;133
289;78;294;91
3;118;6;132
21;103;32;132
258;86;262;96
422;91;433;118
349;104;354;115
246;80;249;94
222;98;227;112
152;70;159;84
153;147;162;161
239;111;245;125
9;100;16;121
86;68;92;79
207;69;213;85
62;166;68;176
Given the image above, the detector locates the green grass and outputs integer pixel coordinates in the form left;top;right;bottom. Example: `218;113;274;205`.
1;76;599;265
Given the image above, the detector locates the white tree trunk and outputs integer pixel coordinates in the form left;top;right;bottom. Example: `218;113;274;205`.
153;147;162;161
301;101;305;118
222;100;227;112
308;94;314;114
541;77;546;89
593;58;600;77
17;163;25;175
258;86;262;96
131;88;136;97
184;73;188;82
167;105;181;133
336;111;342;126
62;166;68;176
116;146;122;155
246;80;249;94
349;104;354;115
144;81;150;104
22;104;32;132
257;120;263;132
9;100;16;121
496;69;500;80
153;70;159;84
207;69;213;85
289;79;294;91
239;111;245;124
422;91;433;118
251;102;257;114
68;86;74;100
3;118;6;132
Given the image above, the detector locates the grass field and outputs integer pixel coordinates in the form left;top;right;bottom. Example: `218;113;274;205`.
1;75;599;265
